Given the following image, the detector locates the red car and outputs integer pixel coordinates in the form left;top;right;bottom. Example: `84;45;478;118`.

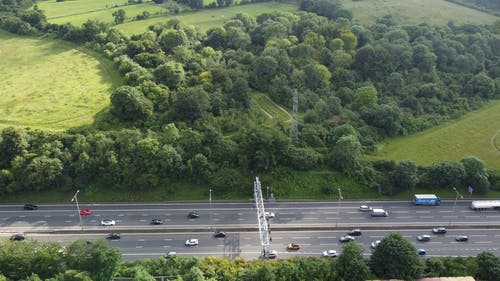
80;209;92;215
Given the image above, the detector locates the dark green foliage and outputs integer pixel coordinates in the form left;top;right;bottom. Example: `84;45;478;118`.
370;232;423;281
110;86;153;122
336;242;370;281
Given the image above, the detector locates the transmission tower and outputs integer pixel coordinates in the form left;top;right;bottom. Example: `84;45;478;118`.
290;89;299;146
254;177;272;258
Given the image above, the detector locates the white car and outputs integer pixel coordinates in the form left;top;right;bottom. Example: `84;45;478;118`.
359;205;372;212
185;239;199;246
266;250;277;259
100;219;115;226
163;251;177;258
322;250;337;257
264;212;275;219
370;240;381;249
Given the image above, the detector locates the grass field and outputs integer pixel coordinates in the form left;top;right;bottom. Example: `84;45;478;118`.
0;30;122;130
37;0;167;26
108;2;297;34
342;0;498;26
375;100;500;171
251;92;292;124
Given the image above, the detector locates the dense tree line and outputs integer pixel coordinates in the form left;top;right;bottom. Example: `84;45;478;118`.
1;236;500;281
0;1;499;197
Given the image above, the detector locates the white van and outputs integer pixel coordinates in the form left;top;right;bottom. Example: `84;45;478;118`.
371;208;388;217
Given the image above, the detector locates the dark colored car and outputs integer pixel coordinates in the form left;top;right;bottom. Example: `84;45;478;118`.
151;219;163;225
417;249;426;256
10;234;25;241
107;233;121;240
347;229;362;236
213;231;226;238
188;212;200;219
24;204;38;210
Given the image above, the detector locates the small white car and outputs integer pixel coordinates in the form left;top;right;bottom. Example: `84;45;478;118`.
370;240;381;249
359;205;372;212
101;219;115;226
264;212;275;219
185;239;199;246
322;250;337;257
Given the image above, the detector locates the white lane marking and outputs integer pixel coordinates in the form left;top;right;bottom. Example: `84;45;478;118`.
164;214;171;216
44;215;51;218
474;241;491;244
416;211;431;213
139;219;146;222
396;216;412;219
163;239;172;241
325;217;336;220
319;243;337;246
279;212;295;215
118;214;125;217
303;218;318;220
135;246;143;248
318;237;336;239
138;239;145;242
19;215;26;218
214;218;220;221
39;221;46;223
292;237;310;239
465;216;480;218
213;213;220;215
471;235;488;237
163;245;171;248
244;237;252;240
420;216;434;219
238;218;245;221
65;220;72;223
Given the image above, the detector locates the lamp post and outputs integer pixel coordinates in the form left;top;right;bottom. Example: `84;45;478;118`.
266;186;269;201
336;188;343;228
450;187;464;227
209;188;213;231
71;190;83;231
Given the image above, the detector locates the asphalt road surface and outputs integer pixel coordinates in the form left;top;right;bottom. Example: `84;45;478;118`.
1;200;498;232
4;228;498;261
2;200;499;260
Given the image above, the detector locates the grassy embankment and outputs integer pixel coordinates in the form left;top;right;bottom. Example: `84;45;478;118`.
342;0;498;25
0;29;122;130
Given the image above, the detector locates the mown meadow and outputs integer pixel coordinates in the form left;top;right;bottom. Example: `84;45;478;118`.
342;0;498;25
0;29;122;130
375;100;500;171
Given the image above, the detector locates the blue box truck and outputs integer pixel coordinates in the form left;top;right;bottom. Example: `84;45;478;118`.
413;194;441;205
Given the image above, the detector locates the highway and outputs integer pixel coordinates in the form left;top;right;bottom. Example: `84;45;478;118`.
1;200;500;260
3;228;499;261
1;200;499;231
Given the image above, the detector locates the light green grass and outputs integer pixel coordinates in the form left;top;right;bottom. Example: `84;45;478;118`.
251;92;292;124
117;2;298;35
0;30;122;130
37;0;167;26
342;0;498;26
375;100;500;171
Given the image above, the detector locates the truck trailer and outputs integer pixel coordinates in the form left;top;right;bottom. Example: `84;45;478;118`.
413;194;441;205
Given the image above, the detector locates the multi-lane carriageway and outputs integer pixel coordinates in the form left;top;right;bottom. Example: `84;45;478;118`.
1;200;499;260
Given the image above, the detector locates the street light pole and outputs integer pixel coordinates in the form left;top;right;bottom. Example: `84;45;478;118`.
336;188;343;228
209;188;213;231
71;190;83;231
450;187;464;227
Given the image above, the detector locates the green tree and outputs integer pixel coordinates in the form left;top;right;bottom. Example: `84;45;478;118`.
112;9;127;24
371;232;423;280
303;63;331;90
241;263;275;281
465;72;495;99
0;127;28;168
154;62;185;90
336;242;369;281
390;160;418;193
353;85;378;111
111;86;153;122
477;252;500;281
329;135;362;177
460;156;489;194
170;87;210;122
65;239;121;281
